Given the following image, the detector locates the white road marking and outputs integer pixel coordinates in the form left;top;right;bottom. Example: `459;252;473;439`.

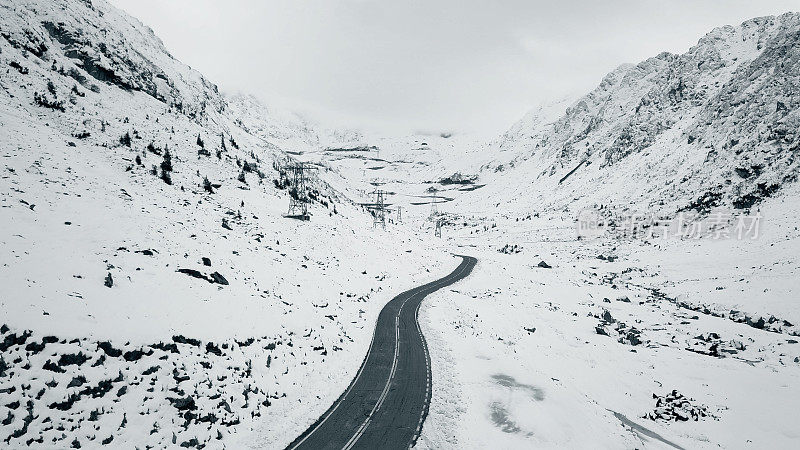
342;261;470;449
291;258;473;450
288;293;410;450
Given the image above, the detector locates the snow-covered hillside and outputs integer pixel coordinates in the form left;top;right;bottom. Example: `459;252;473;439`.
476;12;800;216
2;1;799;448
0;0;453;447
410;13;800;450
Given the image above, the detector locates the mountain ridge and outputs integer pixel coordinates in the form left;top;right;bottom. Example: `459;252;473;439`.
483;12;800;215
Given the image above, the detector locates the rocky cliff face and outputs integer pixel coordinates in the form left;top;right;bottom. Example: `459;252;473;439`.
491;13;800;214
1;0;225;118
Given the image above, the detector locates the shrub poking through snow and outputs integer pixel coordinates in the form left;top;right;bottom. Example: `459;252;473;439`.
498;244;521;254
119;132;131;148
33;91;65;112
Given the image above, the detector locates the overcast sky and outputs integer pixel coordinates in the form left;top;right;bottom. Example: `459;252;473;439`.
108;0;799;136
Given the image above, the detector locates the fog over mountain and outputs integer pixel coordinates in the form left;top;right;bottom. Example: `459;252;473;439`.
107;0;800;135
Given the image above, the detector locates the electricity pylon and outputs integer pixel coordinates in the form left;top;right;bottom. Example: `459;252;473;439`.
284;162;317;220
429;187;440;216
358;182;393;229
372;189;387;228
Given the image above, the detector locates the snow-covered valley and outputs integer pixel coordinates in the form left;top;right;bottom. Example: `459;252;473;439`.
1;0;799;448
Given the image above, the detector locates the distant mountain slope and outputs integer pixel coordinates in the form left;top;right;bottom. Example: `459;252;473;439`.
225;93;364;154
483;13;800;215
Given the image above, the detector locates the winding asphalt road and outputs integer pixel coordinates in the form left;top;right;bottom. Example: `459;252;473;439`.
287;255;477;450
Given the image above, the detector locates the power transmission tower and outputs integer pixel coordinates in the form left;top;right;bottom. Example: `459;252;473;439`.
429;187;440;217
374;190;387;228
396;206;402;223
284;162;317;220
358;182;393;229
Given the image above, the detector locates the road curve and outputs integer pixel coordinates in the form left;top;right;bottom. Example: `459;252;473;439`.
287;255;477;450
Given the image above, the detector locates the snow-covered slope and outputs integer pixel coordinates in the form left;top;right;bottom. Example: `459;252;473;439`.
225;93;364;156
413;14;800;450
476;13;800;216
0;0;452;447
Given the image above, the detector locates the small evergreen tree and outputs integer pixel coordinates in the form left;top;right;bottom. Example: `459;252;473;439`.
159;146;173;185
160;146;172;172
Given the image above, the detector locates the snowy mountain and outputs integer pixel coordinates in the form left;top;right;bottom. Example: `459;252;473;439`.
2;1;799;449
481;13;800;215
225;93;365;155
412;14;800;450
0;0;451;447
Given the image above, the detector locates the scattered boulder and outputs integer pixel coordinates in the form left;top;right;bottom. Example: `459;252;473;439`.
172;335;201;347
177;268;229;285
206;342;222;356
43;360;65;373
643;390;714;422
67;376;87;388
1;331;31;352
151;342;179;353
24;340;46;354
81;379;115;398
97;341;122;358
168;396;196;411
209;272;229;285
49;393;80;411
123;349;152;362
685;332;745;357
177;268;206;280
58;352;89;367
